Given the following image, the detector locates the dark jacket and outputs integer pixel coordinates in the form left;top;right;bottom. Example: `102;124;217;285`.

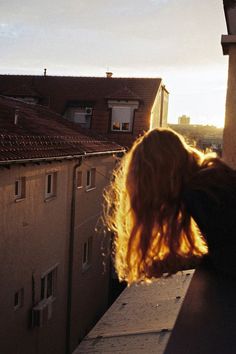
183;165;236;276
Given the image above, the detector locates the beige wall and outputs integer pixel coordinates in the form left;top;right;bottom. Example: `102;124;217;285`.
0;153;117;354
150;85;169;130
161;88;169;127
69;155;115;350
0;161;71;354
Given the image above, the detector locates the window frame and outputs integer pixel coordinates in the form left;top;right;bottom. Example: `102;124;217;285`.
41;266;58;301
76;170;83;189
108;100;139;133
86;168;96;191
111;106;133;132
14;288;24;310
45;172;57;200
14;177;26;201
65;105;93;128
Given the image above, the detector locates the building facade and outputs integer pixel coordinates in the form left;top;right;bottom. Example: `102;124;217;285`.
0;96;124;353
0;74;169;148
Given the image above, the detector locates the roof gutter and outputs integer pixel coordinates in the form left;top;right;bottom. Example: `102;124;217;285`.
0;149;126;166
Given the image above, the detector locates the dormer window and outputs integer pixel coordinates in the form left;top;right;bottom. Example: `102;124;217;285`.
73;107;92;125
64;104;93;128
108;100;139;132
111;106;133;131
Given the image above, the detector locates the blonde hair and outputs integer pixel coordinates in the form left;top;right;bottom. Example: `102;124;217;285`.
104;128;211;284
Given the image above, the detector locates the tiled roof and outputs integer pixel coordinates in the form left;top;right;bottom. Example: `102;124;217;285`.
106;86;141;100
0;95;124;163
0;75;162;114
2;83;41;98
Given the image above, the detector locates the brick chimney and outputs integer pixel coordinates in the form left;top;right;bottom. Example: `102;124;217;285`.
106;72;113;78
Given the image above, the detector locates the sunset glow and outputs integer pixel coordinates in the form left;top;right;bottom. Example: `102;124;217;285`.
0;0;228;126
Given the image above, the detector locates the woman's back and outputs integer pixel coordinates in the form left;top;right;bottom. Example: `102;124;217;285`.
105;128;236;283
183;165;236;276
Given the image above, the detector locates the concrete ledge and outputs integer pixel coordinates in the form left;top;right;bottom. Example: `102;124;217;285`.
74;271;193;354
164;265;236;354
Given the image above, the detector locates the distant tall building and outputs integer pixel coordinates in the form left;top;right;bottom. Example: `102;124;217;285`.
178;115;190;125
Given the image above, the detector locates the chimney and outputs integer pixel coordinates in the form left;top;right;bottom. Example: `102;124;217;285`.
106;71;113;78
14;109;19;125
44;68;47;77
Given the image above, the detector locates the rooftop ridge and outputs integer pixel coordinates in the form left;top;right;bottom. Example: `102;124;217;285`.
0;74;162;80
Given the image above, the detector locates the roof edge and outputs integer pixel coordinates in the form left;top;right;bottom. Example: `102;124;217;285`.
0;149;125;166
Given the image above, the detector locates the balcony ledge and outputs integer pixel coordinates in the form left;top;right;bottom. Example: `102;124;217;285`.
74;270;193;354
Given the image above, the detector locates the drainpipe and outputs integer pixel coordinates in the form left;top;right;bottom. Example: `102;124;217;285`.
66;158;82;354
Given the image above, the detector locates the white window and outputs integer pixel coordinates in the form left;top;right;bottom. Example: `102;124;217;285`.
15;177;26;200
111;106;133;132
86;168;96;190
76;171;83;189
45;172;57;199
82;237;93;269
108;100;139;132
74;110;87;124
14;288;24;310
41;267;57;300
67;106;93;128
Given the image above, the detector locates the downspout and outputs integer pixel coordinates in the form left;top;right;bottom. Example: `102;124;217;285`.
66;157;83;354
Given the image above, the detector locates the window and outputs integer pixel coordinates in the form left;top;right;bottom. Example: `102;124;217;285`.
14;288;24;310
86;168;96;190
76;171;83;189
82;237;93;269
15;177;26;200
65;106;93;128
111;106;133;132
45;172;57;199
41;267;57;300
108;100;139;132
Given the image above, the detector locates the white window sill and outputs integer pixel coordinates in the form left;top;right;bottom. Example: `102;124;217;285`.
76;186;83;190
41;296;56;304
14;304;22;311
44;196;56;203
85;187;96;192
15;197;25;203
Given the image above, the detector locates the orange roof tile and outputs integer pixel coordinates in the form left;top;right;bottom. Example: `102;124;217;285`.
0;96;124;163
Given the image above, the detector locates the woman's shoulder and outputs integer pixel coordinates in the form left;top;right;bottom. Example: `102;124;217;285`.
189;160;236;189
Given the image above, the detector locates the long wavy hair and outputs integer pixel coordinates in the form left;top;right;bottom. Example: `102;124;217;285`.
104;128;221;284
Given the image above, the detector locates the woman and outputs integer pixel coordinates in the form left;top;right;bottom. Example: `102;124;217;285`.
104;128;236;284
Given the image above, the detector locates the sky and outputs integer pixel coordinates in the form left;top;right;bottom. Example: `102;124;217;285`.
0;0;228;127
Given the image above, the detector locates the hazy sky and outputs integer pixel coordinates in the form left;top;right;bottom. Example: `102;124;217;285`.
0;0;228;126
